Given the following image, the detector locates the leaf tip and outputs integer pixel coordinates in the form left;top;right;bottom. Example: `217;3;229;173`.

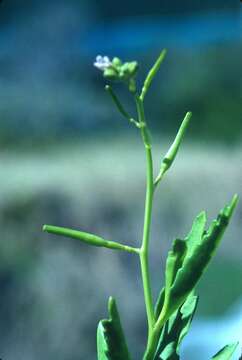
197;210;207;221
108;296;116;315
212;341;239;359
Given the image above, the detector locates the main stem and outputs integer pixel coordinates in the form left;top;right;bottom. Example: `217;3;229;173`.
140;145;154;334
135;95;155;338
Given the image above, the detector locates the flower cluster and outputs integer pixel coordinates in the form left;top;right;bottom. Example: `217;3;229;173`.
94;55;138;91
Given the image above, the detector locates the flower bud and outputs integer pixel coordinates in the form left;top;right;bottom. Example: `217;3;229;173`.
103;68;118;80
112;57;122;67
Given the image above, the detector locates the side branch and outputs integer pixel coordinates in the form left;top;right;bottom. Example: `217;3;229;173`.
43;225;139;254
105;85;139;127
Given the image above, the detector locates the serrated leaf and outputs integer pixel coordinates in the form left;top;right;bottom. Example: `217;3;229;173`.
97;297;131;360
155;213;205;323
212;342;239;359
163;195;238;318
154;294;198;360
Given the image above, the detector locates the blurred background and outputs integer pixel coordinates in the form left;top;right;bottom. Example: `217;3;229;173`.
0;0;241;359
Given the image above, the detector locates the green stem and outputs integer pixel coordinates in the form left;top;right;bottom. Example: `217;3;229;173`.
140;145;155;334
105;85;139;127
143;305;169;359
135;95;155;336
135;94;171;359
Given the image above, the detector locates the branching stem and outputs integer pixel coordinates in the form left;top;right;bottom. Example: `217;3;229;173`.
135;95;155;339
105;85;139;127
43;224;139;254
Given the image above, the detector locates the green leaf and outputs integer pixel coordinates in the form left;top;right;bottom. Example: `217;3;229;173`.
97;297;131;360
185;211;207;257
154;294;198;360
212;342;239;359
158;212;205;318
162;195;238;320
157;342;179;360
165;240;187;291
161;239;187;317
154;239;187;322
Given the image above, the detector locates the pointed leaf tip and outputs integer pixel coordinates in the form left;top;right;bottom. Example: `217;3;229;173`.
108;296;115;314
97;297;131;360
161;198;237;320
194;211;206;223
212;342;239;359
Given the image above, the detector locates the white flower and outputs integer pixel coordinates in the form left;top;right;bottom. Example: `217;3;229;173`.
94;55;112;71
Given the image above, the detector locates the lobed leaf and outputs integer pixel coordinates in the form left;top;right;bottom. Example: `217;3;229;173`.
97;297;131;360
157;195;238;323
169;195;237;313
